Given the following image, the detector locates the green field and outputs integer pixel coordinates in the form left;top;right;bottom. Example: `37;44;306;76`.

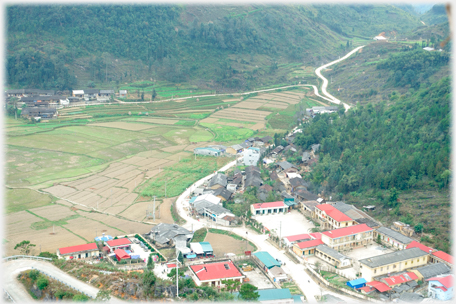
200;123;255;142
6;188;55;213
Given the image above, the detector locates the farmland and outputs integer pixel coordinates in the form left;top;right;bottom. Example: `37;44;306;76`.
4;84;312;256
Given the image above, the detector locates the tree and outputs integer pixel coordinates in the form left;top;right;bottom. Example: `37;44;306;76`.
142;270;156;295
14;240;36;255
414;223;424;234
38;251;58;259
376;234;381;244
141;91;144;101
36;276;49;290
387;187;399;207
152;89;157;101
28;270;40;281
167;268;177;280
95;289;111;301
73;294;89;301
239;283;259;301
147;255;154;270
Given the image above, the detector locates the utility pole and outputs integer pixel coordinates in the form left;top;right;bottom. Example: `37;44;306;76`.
153;196;156;220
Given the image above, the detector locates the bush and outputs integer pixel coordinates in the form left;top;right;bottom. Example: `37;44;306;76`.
28;270;40;281
36;276;49;290
73;294;90;301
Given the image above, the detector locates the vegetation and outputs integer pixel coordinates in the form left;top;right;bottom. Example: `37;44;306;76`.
239;283;260;301
14;240;36;255
191;228;207;242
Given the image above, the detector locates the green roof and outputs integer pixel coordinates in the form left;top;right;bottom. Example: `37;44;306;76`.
258;288;292;301
200;242;213;252
253;251;281;269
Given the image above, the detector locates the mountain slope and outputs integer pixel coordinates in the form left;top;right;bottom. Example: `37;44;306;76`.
6;4;422;91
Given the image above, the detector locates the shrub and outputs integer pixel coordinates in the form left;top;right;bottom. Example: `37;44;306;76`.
73;294;90;301
36;276;49;290
28;270;40;281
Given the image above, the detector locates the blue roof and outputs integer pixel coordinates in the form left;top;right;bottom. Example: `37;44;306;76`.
248;147;260;151
292;295;303;303
253;251;281;269
200;242;213;252
347;278;367;288
258;289;292;301
95;235;113;242
189;197;197;204
284;200;297;206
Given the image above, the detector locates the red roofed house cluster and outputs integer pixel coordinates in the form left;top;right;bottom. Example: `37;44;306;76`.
57;243;100;260
314;203;357;230
250;201;289;216
189;260;245;287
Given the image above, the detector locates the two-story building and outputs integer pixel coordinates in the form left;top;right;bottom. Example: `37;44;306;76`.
374;226;414;250
359;247;429;281
426;275;453;301
321;224;373;251
314;204;356;230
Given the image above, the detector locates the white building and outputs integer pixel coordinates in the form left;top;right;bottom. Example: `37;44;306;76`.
244;147;261;166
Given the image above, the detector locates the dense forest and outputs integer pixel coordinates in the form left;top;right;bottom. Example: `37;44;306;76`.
6;4;423;90
295;75;450;195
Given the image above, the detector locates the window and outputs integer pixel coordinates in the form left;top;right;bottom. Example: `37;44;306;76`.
393;264;396;268
405;262;408;266
387;266;389;270
411;260;414;264
380;267;383;271
374;269;377;274
417;259;419;262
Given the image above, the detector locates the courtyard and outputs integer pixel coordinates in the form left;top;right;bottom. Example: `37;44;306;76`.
253;209;315;236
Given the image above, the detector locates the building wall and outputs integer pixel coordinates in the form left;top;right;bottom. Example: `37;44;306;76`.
322;231;373;250
428;282;453;301
374;231;408;250
430;256;453;270
58;250;99;260
360;255;429;281
292;245;316;256
251;206;288;215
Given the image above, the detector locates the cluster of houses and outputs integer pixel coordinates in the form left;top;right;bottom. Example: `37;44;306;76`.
6;88;126;119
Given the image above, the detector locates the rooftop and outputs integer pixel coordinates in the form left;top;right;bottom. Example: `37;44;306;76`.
322;224;372;239
426;274;453;289
253;251;281;269
414;263;451;280
252;201;286;209
316;204;352;222
383;272;418;286
316;244;351;262
58;243;98;255
377;227;414;245
106;238;132;247
359;247;428;268
295;239;324;249
406;241;434;253
190;260;244;281
257;288;292;301
431;250;453;264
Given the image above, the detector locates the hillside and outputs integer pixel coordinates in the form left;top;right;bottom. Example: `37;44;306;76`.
421;4;449;25
6;4;422;91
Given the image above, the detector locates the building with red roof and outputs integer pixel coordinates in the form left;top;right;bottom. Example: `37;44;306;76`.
381;272;418;287
282;233;312;247
114;249;130;262
314;204;356;230
292;239;324;256
426;274;453;301
321;224;373;251
406;241;435;253
57;243;100;260
251;201;288;216
189;260;245;287
431;251;454;270
366;281;391;293
105;238;132;252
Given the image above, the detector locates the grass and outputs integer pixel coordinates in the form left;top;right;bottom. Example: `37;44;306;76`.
191;228;207;242
281;281;302;295
200;122;255;142
6;188;55;213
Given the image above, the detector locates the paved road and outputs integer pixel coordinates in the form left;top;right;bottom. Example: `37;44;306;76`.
315;45;365;111
3;258;123;302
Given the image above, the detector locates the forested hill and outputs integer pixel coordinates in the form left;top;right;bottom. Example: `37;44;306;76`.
7;4;422;90
296;75;450;195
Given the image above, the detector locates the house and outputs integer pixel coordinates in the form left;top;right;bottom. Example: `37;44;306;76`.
219;215;237;226
190;242;214;257
260;136;273;146
57;243;100;260
321;224;373;251
314;204;355;230
373;36;387;41
193;201;234;225
271;145;284;155
99;89;114;98
347;278;367;289
6;89;25;97
426;275;453;301
430;251;453;270
268;266;288;283
270;171;279;181
208;145;227;153
226;144;244;155
411;263;452;281
276;161;297;172
212;187;232;202
194;147;222;156
406;241;435;253
105;238;132;252
380;272;419;288
244;147;261;166
295;189;318;202
24;89;55;96
392;221;414;237
292;239;324;257
283;144;297;154
147;223;193;247
315;244;352;268
119;90;128;97
375;227;414;250
364;281;391;294
245;167;263;188
114;249;131;262
72;90;84;98
251;201;288;216
358;247;430;281
208;173;227;189
300;200;318;216
423;47;435;51
302;152;311;164
283;233;313;247
257;288;295;304
226;183;238;193
193;193;221;206
355;218;381;229
21;107;57;119
289;177;307;192
189;260;245;287
311;144;320;153
253;251;281;270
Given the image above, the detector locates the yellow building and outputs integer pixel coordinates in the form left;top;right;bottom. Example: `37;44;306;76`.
359;247;429;281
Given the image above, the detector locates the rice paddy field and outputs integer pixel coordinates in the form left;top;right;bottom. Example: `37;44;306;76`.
4;84;315;256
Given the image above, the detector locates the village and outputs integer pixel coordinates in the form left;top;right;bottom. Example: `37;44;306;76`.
50;127;453;303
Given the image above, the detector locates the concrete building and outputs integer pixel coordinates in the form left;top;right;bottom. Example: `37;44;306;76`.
253;251;281;269
359;247;429;281
105;238;132;253
315;244;352;268
426;275;453;301
57;243;100;260
431;251;453;270
292;239;324;257
147;223;193;247
119;90;128;97
189;260;244;287
244;147;261;166
192;193;221;205
257;288;296;304
314;204;356;230
72;90;84;98
375;227;414;250
321;224;373;251
194;147;222;156
251;201;289;216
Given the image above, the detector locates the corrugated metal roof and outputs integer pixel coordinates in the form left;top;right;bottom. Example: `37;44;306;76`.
416;263;451;280
253;251;281;269
377;227;414;245
359;248;428;268
200;242;213;252
257;288;292;301
316;245;351;262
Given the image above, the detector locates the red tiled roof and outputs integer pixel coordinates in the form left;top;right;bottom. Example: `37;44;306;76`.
106;238;132;247
316;204;352;222
358;286;373;293
322;224;372;239
366;281;391;292
190;261;243;281
114;249;130;260
310;232;322;239
383;272;418;286
432;251;453;264
426;275;453;289
167;263;177;268
252;201;286;209
406;241;434;253
59;243;98;255
285;234;312;242
295;239;324;249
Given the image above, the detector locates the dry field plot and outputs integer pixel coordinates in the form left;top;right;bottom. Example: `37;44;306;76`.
272;97;300;104
137;118;179;125
263;102;289;109
161;145;188;153
90;122;155;131
121;156;148;165
251;122;266;130
118;201;153;222
204;233;255;256
83;212;151;234
232;101;266;109
43;185;78;197
211;108;271;122
31;204;76;221
223;98;241;102
166;151;191;161
200;118;219;124
64;217;116;240
140;159;176;172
